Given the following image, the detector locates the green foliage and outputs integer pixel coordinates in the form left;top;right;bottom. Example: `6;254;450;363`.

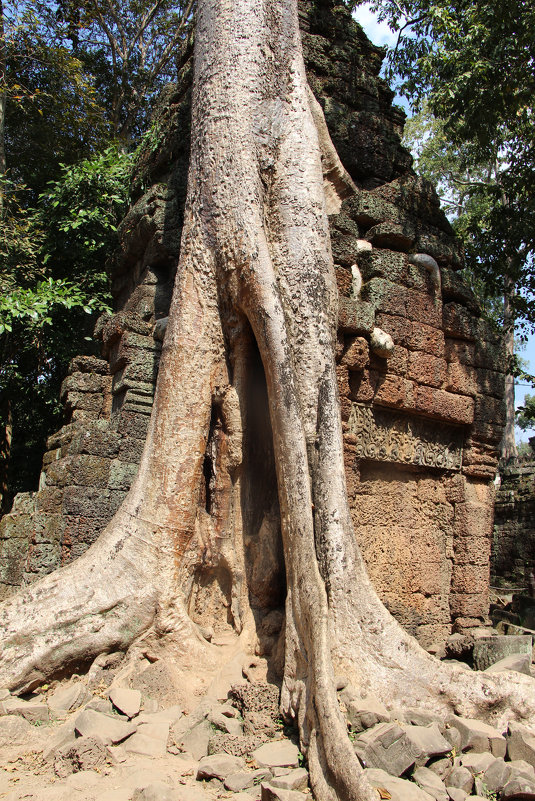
356;0;535;333
516;395;535;432
0;147;131;497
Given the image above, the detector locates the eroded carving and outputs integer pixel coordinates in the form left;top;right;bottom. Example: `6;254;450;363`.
347;403;463;470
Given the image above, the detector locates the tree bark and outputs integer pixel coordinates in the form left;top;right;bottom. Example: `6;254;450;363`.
502;276;517;461
1;3;534;800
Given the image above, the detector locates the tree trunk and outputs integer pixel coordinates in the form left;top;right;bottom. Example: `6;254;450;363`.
502;278;517;461
0;0;6;218
1;3;535;799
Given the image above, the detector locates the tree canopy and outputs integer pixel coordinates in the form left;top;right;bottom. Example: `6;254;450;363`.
351;0;535;332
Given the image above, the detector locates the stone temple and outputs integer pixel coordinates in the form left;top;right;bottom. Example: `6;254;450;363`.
0;1;506;653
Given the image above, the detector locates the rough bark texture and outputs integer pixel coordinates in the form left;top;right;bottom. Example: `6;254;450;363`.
1;3;534;800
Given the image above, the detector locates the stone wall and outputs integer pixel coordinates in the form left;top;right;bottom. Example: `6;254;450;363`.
493;455;535;589
0;1;506;649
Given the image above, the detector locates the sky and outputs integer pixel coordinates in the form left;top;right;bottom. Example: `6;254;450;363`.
353;3;535;444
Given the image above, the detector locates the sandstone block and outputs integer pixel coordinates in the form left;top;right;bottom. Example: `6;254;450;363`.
48;682;91;715
132;782;176;801
413;766;449;801
196;753;245;781
260;786;308;801
412;386;474;424
342;692;390;733
445;766;473;794
207;707;243;735
109;687;142;718
364;767;435;800
507;721;535;767
74;708;137;744
1;697;50;724
447;716;506;757
353;721;421;775
459;751;496;775
253;740;300;769
224;769;272;792
401;724;452;764
268;768;308;792
446;788;468;801
367;221;415;251
501;774;535;799
175;719;211;759
484;653;532;676
0;714;32;745
472;635;533;671
54;735;110;778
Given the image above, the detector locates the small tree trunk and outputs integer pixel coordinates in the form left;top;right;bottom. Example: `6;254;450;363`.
0;0;6;218
1;3;535;799
502;278;517;461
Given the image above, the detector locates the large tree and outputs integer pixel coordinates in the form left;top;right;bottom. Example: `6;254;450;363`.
1;3;535;800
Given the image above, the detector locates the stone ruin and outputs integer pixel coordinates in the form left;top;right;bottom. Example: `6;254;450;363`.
0;1;507;653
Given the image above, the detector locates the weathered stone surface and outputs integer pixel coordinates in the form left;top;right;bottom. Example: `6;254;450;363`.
269;768;308;792
458;751;496;775
253;741;300;769
364;767;435;800
224;769;272;792
501;774;535;799
447;716;506;757
54;735;111;777
340;688;390;732
507;721;535;767
174;719;211;760
484;653;532;675
48;681;91;714
1;696;50;723
0;714;32;745
473;635;533;671
125;721;170;757
196;753;245;781
354;721;421;776
109;687;142;718
132;782;176;801
413;766;449;801
445;766;474;794
401;724;452;765
74;708;137;744
260;786;307;801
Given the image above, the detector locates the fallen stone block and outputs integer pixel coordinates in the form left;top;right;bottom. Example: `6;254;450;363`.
196;753;245;780
364;767;435;800
0;714;32;745
74;708;137;744
484;653;532;676
501;774;535;799
54;735;111;777
458;751;496;775
427;757;453;780
343;692;390;733
447;715;506;757
132;782;175;801
472;635;533;671
253;740;300;769
445;766;474;794
137;705;183;725
403;709;444;728
260;785;308;801
446;789;467;801
174;719;211;760
42;721;76;761
269;767;308;792
48;682;91;715
1;696;50;724
224;768;272;792
413;766;449;801
208;707;243;735
507;720;535;767
109;687;142;718
402;724;452;765
354;721;423;776
477;757;512;795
